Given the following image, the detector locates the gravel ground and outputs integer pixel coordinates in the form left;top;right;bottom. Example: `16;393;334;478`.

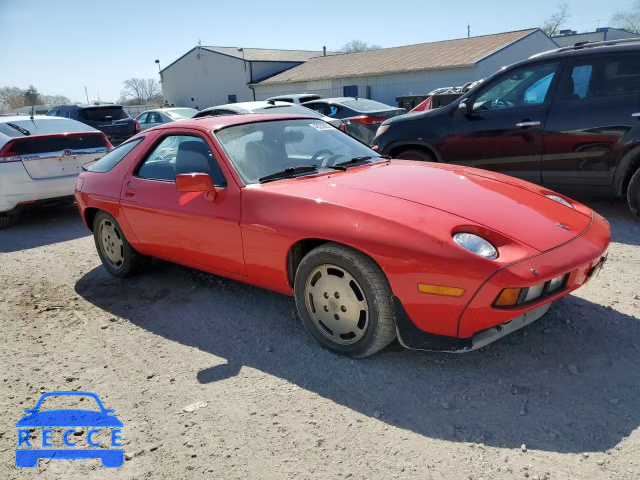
1;199;639;480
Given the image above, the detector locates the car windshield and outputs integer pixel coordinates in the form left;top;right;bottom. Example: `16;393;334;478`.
341;99;392;111
165;108;197;119
215;118;383;184
253;104;323;118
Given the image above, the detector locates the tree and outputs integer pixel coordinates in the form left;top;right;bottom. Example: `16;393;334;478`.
0;87;27;111
339;40;382;54
541;3;570;36
41;94;71;108
611;0;640;33
24;85;41;106
121;78;162;104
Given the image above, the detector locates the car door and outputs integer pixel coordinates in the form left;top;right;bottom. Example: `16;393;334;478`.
119;129;246;275
439;61;561;184
542;53;640;187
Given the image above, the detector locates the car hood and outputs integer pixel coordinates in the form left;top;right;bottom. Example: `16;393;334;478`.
16;410;123;427
274;161;591;253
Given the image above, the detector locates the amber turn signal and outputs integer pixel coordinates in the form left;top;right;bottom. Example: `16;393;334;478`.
494;288;522;306
418;284;465;297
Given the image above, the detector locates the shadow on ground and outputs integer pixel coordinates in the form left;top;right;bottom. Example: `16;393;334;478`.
0;203;89;253
76;257;640;455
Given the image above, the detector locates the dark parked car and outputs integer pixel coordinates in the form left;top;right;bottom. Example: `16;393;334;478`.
47;104;140;145
302;97;405;144
372;38;640;218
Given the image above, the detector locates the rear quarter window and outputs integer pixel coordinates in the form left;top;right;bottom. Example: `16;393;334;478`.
88;137;143;172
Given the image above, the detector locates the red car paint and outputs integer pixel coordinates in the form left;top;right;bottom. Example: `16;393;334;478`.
75;115;610;343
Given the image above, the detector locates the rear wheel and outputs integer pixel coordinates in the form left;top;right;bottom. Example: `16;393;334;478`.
294;243;396;358
627;166;640;220
93;211;147;277
395;148;436;163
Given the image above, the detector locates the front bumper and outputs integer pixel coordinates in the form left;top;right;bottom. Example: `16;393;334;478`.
396;212;610;352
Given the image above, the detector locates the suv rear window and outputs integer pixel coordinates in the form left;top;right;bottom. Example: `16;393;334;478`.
79;107;128;122
88;137;143;172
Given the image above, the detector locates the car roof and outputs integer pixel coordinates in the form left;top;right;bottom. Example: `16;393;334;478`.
57;103;124;110
160;113;315;131
198;100;293;114
531;39;640;61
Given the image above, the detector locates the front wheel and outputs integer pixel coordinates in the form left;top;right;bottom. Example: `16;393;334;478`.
627;166;640;220
294;243;396;358
93;211;147;278
394;148;435;162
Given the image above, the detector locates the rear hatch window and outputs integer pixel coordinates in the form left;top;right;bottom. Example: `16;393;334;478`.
342;99;395;111
79;107;129;122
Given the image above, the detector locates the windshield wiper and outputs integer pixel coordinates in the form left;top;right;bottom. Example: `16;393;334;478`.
258;165;319;183
6;123;31;136
332;155;390;169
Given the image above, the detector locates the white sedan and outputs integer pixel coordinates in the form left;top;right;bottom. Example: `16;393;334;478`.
0;116;111;228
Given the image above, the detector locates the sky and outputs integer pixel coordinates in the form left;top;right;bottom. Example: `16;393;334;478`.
0;0;633;103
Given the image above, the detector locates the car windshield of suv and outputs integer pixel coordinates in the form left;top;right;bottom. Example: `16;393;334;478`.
165;108;197;119
215;119;383;184
79;107;128;122
253;104;323;118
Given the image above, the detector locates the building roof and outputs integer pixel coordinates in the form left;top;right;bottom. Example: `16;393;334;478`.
202;46;327;62
257;29;540;85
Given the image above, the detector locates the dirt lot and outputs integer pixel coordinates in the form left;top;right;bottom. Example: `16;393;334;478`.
1;199;639;479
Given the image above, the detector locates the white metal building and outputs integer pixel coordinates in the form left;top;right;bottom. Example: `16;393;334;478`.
252;29;558;106
160;46;328;109
552;27;638;47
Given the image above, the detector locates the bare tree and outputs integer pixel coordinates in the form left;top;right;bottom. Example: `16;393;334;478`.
42;94;71;108
541;3;570;36
339;40;382;54
121;78;162;104
0;87;27;111
612;0;640;33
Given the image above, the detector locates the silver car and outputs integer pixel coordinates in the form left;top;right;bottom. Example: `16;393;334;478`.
135;107;198;131
193;101;343;130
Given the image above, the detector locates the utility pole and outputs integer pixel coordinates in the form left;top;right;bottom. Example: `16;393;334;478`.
467;23;471;38
84;86;89;104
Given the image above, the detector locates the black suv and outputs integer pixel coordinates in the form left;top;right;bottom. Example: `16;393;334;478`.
372;39;640;218
47;104;139;145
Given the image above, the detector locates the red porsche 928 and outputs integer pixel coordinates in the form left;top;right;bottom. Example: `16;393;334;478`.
74;114;610;357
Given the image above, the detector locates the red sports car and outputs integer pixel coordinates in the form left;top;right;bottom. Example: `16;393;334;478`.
75;114;610;357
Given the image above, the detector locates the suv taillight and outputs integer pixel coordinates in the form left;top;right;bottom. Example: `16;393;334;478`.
133;119;141;133
0;141;21;163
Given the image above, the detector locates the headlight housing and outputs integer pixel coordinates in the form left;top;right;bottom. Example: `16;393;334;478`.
375;125;390;137
453;233;498;260
546;194;574;209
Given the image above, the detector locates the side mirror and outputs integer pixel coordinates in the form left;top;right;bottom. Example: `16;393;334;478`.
458;101;471;115
176;173;217;201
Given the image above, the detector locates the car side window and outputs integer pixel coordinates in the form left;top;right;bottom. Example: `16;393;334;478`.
147;112;161;124
559;54;640;100
89;138;144;173
473;62;559;111
137;135;226;186
59;110;70;118
47;110;58;116
137;113;148;124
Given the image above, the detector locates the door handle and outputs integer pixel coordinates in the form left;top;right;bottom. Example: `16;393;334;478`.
632;112;640;118
516;121;541;128
124;187;135;198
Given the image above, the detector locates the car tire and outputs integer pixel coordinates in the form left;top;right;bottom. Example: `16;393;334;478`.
294;243;396;358
395;148;436;162
93;211;147;278
627;166;640;220
0;214;10;230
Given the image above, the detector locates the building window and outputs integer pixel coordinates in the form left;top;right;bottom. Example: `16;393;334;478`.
228;94;237;103
343;85;358;97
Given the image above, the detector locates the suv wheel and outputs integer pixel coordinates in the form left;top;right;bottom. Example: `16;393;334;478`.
627;166;640;220
395;148;436;162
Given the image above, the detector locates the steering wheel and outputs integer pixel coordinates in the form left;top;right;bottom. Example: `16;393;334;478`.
311;150;335;167
492;98;512;110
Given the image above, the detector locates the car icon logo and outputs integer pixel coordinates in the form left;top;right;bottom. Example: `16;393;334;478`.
15;391;124;468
